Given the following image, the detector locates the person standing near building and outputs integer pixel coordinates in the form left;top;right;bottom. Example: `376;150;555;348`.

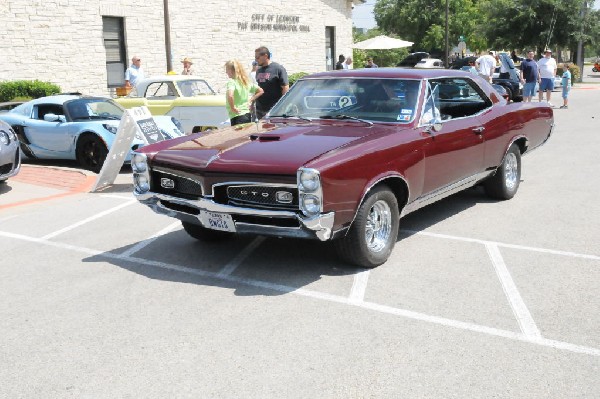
254;46;289;120
537;49;557;106
335;54;345;70
181;57;194;75
475;51;496;82
124;56;144;88
519;50;539;102
560;63;572;109
344;56;353;69
224;60;264;126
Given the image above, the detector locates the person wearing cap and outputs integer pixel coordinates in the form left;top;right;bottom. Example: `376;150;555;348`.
537;49;557;106
181;57;194;75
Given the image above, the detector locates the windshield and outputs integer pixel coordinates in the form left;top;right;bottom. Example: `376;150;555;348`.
65;98;124;121
177;79;215;97
269;78;421;123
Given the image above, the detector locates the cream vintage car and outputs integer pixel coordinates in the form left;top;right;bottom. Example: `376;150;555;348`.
115;75;230;134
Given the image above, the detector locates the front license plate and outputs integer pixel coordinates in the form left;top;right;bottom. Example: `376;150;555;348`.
199;211;236;232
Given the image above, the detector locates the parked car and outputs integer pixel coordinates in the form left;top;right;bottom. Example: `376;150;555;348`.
0;120;21;183
414;58;445;69
115;75;230;134
131;68;554;268
452;54;523;102
0;95;183;172
397;52;430;67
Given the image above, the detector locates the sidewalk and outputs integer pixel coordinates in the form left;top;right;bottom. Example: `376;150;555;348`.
0;165;96;210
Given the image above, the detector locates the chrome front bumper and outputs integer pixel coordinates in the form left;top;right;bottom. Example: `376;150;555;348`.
135;191;335;241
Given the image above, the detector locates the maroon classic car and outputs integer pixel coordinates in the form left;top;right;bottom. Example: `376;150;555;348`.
132;69;553;268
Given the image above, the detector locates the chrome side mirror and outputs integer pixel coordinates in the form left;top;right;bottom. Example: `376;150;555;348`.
44;113;66;123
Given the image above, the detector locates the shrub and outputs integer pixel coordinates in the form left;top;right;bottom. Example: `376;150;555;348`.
558;63;580;84
0;80;61;102
289;72;309;86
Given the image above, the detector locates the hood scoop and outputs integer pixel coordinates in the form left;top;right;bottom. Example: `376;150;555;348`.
250;134;281;141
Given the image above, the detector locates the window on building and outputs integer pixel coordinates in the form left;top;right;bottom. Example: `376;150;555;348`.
325;26;335;71
102;17;126;88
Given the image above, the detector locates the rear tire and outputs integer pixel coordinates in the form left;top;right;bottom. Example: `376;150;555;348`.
182;221;234;241
484;144;521;200
334;186;400;268
76;134;108;173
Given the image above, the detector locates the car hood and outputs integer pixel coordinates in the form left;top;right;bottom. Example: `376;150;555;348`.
149;121;379;174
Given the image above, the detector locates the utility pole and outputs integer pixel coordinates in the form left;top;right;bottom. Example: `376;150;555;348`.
164;0;173;73
576;0;587;82
445;0;449;68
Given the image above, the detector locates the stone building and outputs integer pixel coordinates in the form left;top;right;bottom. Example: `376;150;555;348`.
0;0;363;96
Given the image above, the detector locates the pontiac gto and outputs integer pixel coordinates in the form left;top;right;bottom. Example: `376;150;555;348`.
132;69;553;268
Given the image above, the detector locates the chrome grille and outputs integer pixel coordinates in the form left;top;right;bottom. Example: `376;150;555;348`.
226;185;299;210
151;171;203;199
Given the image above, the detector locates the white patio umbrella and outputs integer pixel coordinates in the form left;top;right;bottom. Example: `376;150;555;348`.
352;35;413;50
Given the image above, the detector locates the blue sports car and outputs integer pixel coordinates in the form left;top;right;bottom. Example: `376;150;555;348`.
0;120;21;183
0;94;184;172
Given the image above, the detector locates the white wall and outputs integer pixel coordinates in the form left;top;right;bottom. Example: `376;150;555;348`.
0;0;354;96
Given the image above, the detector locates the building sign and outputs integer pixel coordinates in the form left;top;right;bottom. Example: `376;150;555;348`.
238;14;310;32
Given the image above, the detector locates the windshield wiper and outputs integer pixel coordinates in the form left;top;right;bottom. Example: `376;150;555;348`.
319;114;373;126
268;114;313;122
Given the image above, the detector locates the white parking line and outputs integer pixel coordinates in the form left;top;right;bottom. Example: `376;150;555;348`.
349;269;370;304
120;221;181;257
99;194;134;201
1;229;599;358
41;199;137;240
485;243;541;338
404;230;600;261
217;236;265;277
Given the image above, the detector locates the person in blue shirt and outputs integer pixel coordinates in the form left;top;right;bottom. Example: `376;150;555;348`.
125;56;145;88
560;63;572;109
519;50;539;102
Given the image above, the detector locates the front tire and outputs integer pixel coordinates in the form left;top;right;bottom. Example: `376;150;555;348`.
334;186;400;268
182;221;234;241
76;134;108;173
484;144;521;200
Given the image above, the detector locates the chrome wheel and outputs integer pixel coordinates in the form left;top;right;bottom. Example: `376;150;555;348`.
364;200;393;253
504;152;519;191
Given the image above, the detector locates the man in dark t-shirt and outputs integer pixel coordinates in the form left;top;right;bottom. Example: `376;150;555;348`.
519;50;539;102
254;46;289;120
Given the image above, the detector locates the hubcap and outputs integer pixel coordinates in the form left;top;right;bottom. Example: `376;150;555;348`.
504;152;518;190
364;200;392;253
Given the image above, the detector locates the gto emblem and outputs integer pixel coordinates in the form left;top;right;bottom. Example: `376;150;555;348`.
276;191;293;203
161;178;175;189
240;190;269;197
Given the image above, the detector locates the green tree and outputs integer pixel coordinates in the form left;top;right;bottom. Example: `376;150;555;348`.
374;0;487;53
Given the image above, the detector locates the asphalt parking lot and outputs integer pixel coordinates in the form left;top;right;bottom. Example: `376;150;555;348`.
1;77;599;398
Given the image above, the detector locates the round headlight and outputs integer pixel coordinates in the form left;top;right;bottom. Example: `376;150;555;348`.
301;194;321;215
134;174;149;192
132;153;147;172
0;131;9;145
299;169;320;192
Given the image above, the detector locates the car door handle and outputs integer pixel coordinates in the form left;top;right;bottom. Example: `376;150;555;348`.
472;126;485;134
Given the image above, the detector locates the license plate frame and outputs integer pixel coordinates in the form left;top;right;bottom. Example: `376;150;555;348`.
199;211;236;232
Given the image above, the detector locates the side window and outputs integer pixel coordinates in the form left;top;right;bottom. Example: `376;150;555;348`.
34;104;65;120
430;78;493;119
145;82;176;98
